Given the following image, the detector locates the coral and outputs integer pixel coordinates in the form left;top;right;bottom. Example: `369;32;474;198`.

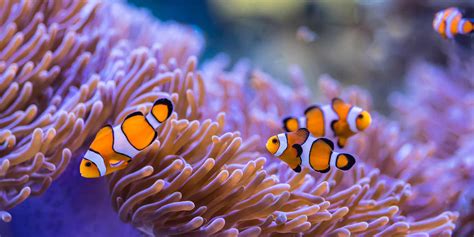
0;0;464;236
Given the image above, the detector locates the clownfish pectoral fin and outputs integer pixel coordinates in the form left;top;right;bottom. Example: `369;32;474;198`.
108;161;129;172
293;165;302;173
283;117;299;132
108;155;131;166
337;137;347;148
309;138;333;173
151;98;173;123
335;153;356;171
109;159;126;168
292;144;303;157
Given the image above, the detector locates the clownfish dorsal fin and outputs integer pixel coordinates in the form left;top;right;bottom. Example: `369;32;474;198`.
90;124;113;152
292;128;309;145
94;124;113;141
331;98;348;114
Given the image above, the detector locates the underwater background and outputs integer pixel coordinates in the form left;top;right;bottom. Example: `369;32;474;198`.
0;0;473;236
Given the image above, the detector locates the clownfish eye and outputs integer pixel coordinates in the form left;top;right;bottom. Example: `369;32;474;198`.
355;111;372;131
85;161;92;167
272;138;278;144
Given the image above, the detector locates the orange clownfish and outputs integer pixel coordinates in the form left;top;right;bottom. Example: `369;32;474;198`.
433;7;473;39
266;128;356;173
283;98;371;148
80;98;173;178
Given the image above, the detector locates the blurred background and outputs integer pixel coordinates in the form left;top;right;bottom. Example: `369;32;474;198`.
128;0;474;113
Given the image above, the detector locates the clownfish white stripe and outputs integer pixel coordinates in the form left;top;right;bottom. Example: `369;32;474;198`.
145;112;162;130
321;105;338;136
275;133;288;157
298;117;306;129
445;10;459;38
347;107;363;133
459;19;467;33
113;126;140;158
433;13;443;30
300;138;312;167
84;150;107;176
330;152;338;168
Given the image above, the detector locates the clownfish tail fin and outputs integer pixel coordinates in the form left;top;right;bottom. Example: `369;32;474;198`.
461;19;474;34
334;153;356;171
146;98;174;129
283;116;299;132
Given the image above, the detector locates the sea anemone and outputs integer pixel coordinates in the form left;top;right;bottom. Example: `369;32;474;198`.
390;55;474;236
0;0;466;236
0;0;103;222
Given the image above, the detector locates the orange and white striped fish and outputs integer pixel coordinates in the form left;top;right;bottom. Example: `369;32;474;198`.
79;98;173;178
283;98;371;148
433;7;473;39
266;128;356;173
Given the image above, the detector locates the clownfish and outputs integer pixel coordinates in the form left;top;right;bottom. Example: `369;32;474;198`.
266;128;356;173
283;98;371;148
433;7;473;39
79;98;173;178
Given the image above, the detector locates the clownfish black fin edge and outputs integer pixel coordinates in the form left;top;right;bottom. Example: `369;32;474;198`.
124;111;144;120
152;98;174;123
283;116;300;132
295;128;310;141
293;165;302;173
282;116;298;132
337;138;346;148
292;144;303;157
336;153;356;171
319;137;334;150
304;105;320;115
316;166;330;173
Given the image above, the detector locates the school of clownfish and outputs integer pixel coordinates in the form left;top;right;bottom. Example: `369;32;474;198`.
79;7;472;178
266;98;371;173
